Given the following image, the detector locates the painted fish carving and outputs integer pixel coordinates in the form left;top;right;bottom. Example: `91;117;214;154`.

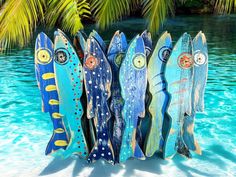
119;35;147;163
182;31;208;155
84;36;115;164
89;30;107;52
35;32;69;155
144;32;172;157
141;30;152;57
107;31;128;162
164;33;194;159
53;29;89;158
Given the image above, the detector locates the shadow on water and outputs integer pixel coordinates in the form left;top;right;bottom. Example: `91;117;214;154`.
209;144;236;163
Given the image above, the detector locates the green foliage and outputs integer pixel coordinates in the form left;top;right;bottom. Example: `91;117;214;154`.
214;0;236;13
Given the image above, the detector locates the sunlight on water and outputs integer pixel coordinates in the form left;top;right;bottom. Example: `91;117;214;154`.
0;15;235;177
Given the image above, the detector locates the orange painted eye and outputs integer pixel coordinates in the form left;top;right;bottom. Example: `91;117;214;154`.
178;53;193;69
85;56;99;70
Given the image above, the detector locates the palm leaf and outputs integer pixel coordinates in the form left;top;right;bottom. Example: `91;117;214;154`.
214;0;236;13
90;0;132;29
0;0;44;49
142;0;173;34
46;0;91;35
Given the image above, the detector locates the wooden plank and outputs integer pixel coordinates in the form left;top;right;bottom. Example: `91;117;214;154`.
182;31;208;155
119;35;147;163
107;31;128;163
53;29;89;158
84;36;115;164
164;33;194;159
35;32;69;155
144;32;172;157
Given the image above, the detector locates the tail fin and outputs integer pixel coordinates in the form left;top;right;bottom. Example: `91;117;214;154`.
182;115;202;155
87;139;115;164
134;142;145;160
45;130;68;156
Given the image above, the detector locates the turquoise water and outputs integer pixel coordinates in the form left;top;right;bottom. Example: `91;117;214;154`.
0;15;236;177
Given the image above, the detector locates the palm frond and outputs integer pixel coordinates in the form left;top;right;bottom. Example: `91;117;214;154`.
46;0;91;35
142;0;173;34
90;0;131;29
214;0;236;13
0;0;44;49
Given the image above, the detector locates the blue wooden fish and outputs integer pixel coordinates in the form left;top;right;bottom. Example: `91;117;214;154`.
84;36;115;164
144;32;172;157
34;32;69;155
119;35;147;163
89;30;107;52
164;33;194;159
107;31;128;162
141;30;152;57
53;29;89;158
182;31;208;155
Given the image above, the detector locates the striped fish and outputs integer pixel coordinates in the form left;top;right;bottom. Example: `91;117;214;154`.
119;35;147;163
53;29;89;158
107;31;128;162
164;33;194;159
144;32;172;157
84;36;115;164
34;32;69;155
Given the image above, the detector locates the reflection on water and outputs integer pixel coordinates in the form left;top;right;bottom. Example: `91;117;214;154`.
0;15;235;176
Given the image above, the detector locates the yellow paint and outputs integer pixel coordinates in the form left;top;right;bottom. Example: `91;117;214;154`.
52;112;62;119
194;140;202;155
42;73;55;80
45;85;57;92
187;124;194;134
36;49;52;64
169;128;175;134
54;140;68;146
49;99;59;105
54;128;65;133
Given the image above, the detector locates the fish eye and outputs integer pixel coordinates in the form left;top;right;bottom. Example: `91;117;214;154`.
36;49;52;64
194;51;207;65
178;53;194;69
158;46;171;63
54;48;69;65
85;56;99;70
115;53;124;66
133;54;146;69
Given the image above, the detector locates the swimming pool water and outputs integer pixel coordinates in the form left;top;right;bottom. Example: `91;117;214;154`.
0;15;235;177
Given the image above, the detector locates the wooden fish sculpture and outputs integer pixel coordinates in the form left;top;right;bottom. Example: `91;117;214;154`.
119;35;147;163
144;32;172;157
35;32;69;155
141;30;152;57
107;31;128;162
89;30;107;52
53;29;89;158
164;33;194;159
182;31;208;155
84;36;115;164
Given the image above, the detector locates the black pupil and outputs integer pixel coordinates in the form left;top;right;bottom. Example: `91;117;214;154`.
56;51;67;64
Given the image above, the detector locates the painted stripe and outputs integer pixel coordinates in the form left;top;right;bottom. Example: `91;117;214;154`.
42;73;55;80
54;128;65;133
49;99;59;105
54;140;68;146
52;112;62;119
45;85;57;91
173;89;187;95
170;78;188;86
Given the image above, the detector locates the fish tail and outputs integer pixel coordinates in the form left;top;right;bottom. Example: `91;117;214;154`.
45;129;68;156
87;138;115;164
182;115;202;155
134;142;146;160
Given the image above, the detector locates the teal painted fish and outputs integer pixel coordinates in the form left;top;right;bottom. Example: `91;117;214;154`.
144;31;172;157
119;35;147;163
53;29;89;158
164;33;194;159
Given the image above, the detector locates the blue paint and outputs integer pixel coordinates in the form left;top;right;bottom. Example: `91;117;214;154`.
53;29;89;158
34;32;69;155
84;36;115;164
89;30;107;52
119;35;147;163
107;31;128;162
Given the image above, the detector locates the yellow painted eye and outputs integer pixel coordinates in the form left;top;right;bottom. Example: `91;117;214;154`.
133;54;146;69
37;49;51;64
115;53;124;66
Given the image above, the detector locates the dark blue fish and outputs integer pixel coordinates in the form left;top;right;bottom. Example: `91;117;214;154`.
119;35;147;163
107;31;128;162
84;36;115;164
34;32;69;155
